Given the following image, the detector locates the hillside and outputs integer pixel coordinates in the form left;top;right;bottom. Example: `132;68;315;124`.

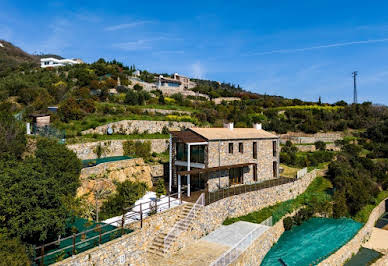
0;40;39;77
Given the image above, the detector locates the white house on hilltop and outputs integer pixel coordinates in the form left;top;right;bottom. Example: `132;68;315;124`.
40;57;83;68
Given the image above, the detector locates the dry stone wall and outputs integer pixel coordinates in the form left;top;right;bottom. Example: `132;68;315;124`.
281;143;340;152
318;197;387;266
67;139;169;160
81;120;194;135
54;204;186;266
54;170;318;265
279;132;343;144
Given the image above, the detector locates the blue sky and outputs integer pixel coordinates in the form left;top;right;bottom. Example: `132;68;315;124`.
2;1;388;104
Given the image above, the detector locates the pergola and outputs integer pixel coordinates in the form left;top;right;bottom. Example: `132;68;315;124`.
169;130;208;197
176;162;256;198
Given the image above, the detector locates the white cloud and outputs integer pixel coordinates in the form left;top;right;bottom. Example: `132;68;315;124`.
104;21;153;31
190;62;204;79
247;38;388;56
112;40;151;51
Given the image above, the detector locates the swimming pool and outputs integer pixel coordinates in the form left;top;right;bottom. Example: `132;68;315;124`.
261;217;362;266
82;156;133;168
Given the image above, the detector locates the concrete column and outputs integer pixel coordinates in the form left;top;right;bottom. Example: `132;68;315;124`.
178;174;181;199
169;134;172;192
187;143;191;197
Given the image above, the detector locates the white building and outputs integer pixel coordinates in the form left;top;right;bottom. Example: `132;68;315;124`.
40;57;83;68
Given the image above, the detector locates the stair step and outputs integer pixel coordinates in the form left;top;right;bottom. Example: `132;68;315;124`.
148;248;166;257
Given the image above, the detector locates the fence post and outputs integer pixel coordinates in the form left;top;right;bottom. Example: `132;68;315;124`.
99;224;102;245
121;209;125;235
140;203;143;228
40;246;44;266
72;233;76;256
168;194;171;209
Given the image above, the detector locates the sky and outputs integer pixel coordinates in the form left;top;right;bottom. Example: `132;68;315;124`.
1;1;388;104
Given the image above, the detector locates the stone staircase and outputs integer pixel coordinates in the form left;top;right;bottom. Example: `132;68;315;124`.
148;197;204;257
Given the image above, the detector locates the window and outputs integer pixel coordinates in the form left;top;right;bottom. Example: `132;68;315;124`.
273;141;277;157
253;142;257;159
239;143;243;153
176;143;187;161
253;164;257;182
229;143;233;154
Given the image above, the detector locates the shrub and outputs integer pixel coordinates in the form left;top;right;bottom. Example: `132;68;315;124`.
133;84;143;91
100;181;147;220
123;140;151;159
314;141;326;151
0;111;26;158
155;178;166;199
283;217;293;231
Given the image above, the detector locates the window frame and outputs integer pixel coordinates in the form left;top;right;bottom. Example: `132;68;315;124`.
239;142;244;153
253;142;257;159
228;143;234;154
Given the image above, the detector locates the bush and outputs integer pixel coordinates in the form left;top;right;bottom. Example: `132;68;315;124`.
100;181;147;220
155;178;166;199
0;235;31;265
283;217;293;231
133;84;143;91
123;140;151;159
314;141;326;151
0;111;26;158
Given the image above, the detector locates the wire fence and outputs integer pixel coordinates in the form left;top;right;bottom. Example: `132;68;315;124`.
33;193;182;265
32;125;66;143
206;177;296;205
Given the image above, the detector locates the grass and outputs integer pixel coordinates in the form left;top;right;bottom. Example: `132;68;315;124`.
54;112;198;137
270;105;344;111
96;102;196;112
223;176;332;225
66;133;169;144
280;164;300;178
353;190;388;223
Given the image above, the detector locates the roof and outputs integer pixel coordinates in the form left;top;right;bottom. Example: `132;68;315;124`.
189;128;278;141
177;162;255;176
170;130;207;143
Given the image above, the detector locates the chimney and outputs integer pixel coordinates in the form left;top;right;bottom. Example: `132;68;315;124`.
224;122;234;130
253;123;262;130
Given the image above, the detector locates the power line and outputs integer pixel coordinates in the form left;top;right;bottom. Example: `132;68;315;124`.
352;71;358;104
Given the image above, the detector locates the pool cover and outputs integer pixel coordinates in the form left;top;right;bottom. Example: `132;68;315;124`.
261;217;362;266
344;247;382;266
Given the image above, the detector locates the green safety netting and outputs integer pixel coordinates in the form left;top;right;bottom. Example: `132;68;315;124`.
33;217;132;265
261;218;362;266
82;156;133;168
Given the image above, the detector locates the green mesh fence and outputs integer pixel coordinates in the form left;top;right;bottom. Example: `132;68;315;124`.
33;217;132;265
33;125;66;143
82;156;133;168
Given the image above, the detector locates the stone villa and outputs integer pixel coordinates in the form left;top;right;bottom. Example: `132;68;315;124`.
169;123;280;196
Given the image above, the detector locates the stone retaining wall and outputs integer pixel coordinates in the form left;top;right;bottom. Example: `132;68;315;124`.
231;211;299;266
171;170;318;254
279;132;343;144
81;120;194;135
54;170;318;265
67;139;169;160
54;203;186;266
318;197;388;266
143;108;191;115
282;143;340;152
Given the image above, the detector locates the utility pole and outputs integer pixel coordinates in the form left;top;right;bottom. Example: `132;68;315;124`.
352;71;358;104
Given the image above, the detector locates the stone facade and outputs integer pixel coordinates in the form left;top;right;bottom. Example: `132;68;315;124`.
318;197;388;266
67;139;169;160
81;120;194;135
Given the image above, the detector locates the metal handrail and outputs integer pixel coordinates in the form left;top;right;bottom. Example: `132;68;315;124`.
34;192;182;263
163;193;205;253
